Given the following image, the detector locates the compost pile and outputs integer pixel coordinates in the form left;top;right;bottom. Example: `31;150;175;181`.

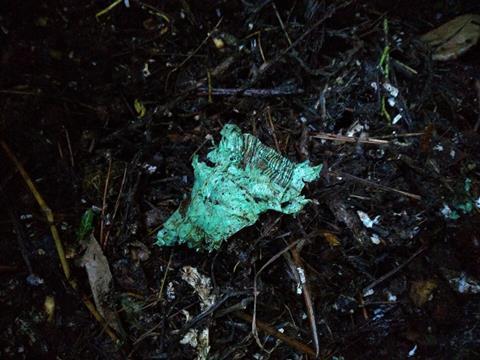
1;1;480;359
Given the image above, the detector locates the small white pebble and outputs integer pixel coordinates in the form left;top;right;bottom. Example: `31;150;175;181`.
408;344;417;357
142;63;151;78
392;113;402;124
166;282;175;300
370;233;381;245
296;284;302;295
297;267;306;284
387;292;397;302
357;210;380;228
440;204;452;218
383;82;399;97
144;164;157;174
363;288;374;297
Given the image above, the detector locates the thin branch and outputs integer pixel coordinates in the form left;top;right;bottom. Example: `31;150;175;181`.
1;141;70;279
363;246;427;294
312;133;389;145
332;170;422;200
252;240;301;351
290;244;320;357
234;311;316;357
197;87;304;97
100;155;112;247
1;140;123;346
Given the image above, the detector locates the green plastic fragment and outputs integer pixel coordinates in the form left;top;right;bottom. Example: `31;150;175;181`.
464;178;472;193
156;124;322;251
448;210;461;220
456;201;473;214
77;208;96;242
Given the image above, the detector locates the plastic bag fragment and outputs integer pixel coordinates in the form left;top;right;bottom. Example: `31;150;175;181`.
156;124;322;251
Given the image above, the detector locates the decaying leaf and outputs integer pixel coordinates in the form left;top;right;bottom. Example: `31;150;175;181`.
420;14;480;61
81;235;124;335
181;266;215;310
410;280;437;307
180;267;214;360
321;230;341;247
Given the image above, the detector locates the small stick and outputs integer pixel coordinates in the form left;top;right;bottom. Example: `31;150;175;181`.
95;0;122;19
234;311;316;357
197;87;304;97
363;246;426;294
290;244;320;357
207;70;213;104
100;156;113;247
474;80;480;132
247;1;349;87
0;265;19;274
189;134;213;161
1;140;122;345
64;127;75;168
103;164;127;248
376;132;424;139
252;240;301;350
357;293;369;320
392;58;418;75
333;171;421;200
165;18;222;90
135;0;170;23
257;32;267;63
57;141;64;160
312;133;389;145
157;251;173;300
1;141;70;279
0;89;98;112
272;2;292;45
266;106;280;152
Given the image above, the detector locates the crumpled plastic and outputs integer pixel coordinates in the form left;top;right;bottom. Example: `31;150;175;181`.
156;124;322;251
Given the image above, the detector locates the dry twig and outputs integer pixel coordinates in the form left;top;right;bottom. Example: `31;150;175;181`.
1;140;122;346
332;171;422;200
289;243;320;357
100;155;112;247
252;240;301;351
234;311;316;357
363;246;426;294
312;133;389;145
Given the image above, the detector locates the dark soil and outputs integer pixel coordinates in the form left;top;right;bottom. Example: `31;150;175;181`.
1;0;480;359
